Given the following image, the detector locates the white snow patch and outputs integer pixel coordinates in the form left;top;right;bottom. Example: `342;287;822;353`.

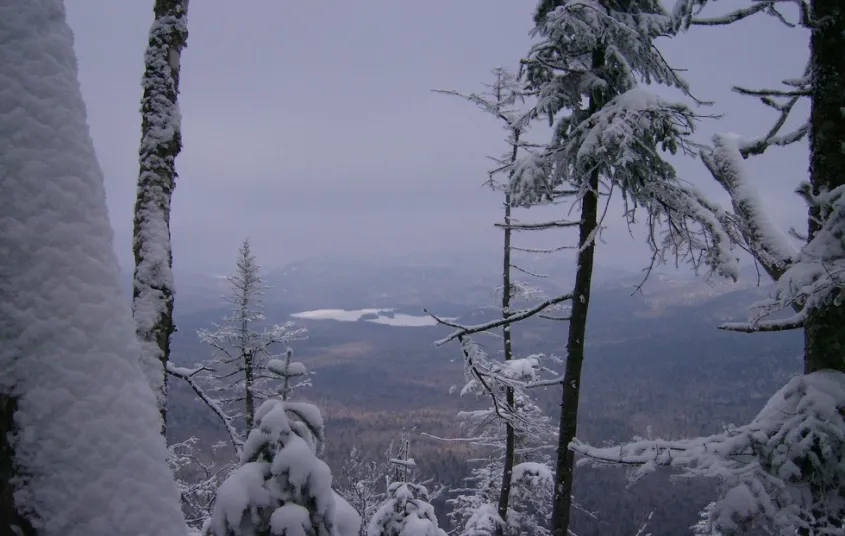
291;308;388;322
291;308;452;328
368;314;441;327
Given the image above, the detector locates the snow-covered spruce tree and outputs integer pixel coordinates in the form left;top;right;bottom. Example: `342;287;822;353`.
132;0;189;428
206;397;336;536
367;482;447;536
367;441;447;536
199;239;307;433
0;1;186;534
512;2;743;535
565;2;845;534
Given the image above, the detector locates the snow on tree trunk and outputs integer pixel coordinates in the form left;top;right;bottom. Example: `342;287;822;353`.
0;1;186;534
132;0;189;428
803;0;845;375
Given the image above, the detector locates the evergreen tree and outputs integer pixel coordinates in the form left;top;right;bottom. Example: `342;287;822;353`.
206;399;335;536
513;3;735;535
571;2;845;534
367;442;447;536
199;239;307;432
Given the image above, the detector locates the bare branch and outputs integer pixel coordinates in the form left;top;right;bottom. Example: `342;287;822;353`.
510;263;548;279
166;362;243;454
495;219;580;231
429;291;574;346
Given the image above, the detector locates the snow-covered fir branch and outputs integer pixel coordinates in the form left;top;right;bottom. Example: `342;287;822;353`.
571;371;845;535
674;0;810;30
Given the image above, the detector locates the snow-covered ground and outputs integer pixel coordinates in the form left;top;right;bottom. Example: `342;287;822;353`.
290;308;449;327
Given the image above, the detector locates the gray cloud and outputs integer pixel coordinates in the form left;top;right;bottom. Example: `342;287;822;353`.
65;0;810;275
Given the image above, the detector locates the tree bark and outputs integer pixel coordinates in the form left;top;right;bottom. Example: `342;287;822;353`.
244;351;255;430
496;187;517;536
132;0;189;433
803;0;845;375
1;396;35;536
550;48;604;536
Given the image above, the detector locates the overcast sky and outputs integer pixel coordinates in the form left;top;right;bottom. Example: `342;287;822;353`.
64;1;809;275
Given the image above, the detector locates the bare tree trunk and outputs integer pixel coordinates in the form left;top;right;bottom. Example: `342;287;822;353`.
496;135;520;536
240;279;255;428
550;170;599;536
803;0;845;376
1;396;35;536
132;0;189;433
244;350;255;430
551;49;604;536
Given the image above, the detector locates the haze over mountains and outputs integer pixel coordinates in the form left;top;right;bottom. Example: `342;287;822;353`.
122;252;800;535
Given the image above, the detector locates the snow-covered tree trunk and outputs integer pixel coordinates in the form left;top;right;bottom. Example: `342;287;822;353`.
132;0;189;429
0;1;186;533
803;0;845;375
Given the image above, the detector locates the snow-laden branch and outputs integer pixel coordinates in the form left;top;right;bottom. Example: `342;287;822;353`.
733;86;810;98
677;0;810;29
429;292;573;346
166;361;243;455
710;183;845;331
700;134;797;280
570;370;845;535
719;312;805;333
